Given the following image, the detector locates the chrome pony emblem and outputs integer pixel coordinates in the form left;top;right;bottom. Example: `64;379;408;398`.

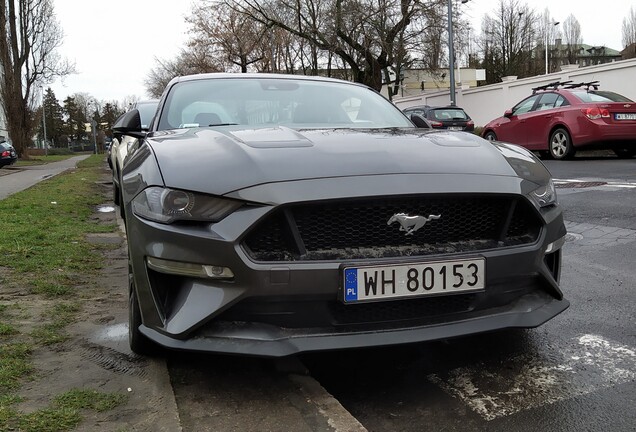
387;213;441;236
625;104;632;108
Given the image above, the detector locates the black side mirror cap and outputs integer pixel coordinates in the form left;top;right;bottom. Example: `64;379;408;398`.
112;109;146;138
410;114;431;128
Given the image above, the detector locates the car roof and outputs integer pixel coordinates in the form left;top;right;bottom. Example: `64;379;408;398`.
167;72;371;91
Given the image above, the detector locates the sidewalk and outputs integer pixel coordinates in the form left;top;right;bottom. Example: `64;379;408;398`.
0;155;91;200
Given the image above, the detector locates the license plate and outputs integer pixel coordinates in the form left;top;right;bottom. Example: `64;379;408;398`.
343;258;485;303
448;126;463;131
615;113;636;120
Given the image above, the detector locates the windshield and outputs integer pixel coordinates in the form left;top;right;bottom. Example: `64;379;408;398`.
157;77;413;131
431;108;469;120
570;90;633;103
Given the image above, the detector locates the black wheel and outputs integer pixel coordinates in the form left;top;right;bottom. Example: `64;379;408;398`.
483;131;497;141
129;265;159;356
549;128;575;160
613;148;636;159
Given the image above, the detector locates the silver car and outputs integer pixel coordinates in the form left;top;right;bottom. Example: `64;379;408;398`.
111;99;159;212
113;73;568;357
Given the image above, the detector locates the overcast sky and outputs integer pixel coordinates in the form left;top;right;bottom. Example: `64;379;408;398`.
49;0;633;105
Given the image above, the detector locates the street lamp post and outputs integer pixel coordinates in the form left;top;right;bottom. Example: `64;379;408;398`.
448;0;468;106
545;21;560;74
41;86;48;156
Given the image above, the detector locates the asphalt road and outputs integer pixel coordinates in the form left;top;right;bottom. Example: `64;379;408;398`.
167;152;636;432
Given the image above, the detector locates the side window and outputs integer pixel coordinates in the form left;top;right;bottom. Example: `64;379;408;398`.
536;93;559;111
555;95;569;108
512;95;539;115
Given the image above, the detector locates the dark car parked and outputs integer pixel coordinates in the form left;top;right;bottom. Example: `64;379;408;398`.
0;141;18;168
114;73;568;357
482;81;636;159
403;105;474;131
110;100;159;211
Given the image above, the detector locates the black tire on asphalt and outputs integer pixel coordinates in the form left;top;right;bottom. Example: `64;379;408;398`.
483;131;497;141
549;128;575;160
613;148;636;159
129;270;159;356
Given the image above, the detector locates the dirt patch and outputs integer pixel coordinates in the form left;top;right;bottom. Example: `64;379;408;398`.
2;164;181;431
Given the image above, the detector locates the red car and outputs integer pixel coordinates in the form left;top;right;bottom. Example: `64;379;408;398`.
482;81;636;159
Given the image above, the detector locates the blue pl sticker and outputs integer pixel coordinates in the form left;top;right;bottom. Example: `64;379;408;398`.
344;268;358;302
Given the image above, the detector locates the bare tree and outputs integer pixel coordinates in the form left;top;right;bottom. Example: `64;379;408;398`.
187;2;267;73
561;14;582;65
478;0;536;83
0;0;73;158
623;6;636;49
235;0;440;91
145;49;223;98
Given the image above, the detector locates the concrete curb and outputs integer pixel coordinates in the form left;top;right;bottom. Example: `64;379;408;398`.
289;374;368;432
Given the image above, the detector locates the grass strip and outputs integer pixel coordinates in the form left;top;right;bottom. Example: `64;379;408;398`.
0;155;125;430
14;155;77;167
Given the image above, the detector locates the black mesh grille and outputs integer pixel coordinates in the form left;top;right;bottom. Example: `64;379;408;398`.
243;195;541;261
328;294;477;325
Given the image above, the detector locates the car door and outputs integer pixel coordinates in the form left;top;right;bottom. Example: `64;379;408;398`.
495;95;541;145
523;93;569;150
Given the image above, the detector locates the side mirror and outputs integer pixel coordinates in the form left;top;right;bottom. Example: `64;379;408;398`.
410;114;431;129
113;109;146;138
503;109;513;118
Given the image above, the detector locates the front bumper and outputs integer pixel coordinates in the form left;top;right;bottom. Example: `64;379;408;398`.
126;185;567;357
140;292;568;357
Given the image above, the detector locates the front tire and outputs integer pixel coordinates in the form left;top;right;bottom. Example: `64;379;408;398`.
483;131;497;141
549;128;575;160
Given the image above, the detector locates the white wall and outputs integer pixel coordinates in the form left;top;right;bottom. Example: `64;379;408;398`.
393;58;636;128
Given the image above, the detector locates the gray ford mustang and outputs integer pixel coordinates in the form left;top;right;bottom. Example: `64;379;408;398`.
113;73;568;357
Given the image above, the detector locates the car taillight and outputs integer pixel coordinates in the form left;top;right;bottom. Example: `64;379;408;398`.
431;121;443;127
1;151;9;157
583;107;610;120
467;120;474;127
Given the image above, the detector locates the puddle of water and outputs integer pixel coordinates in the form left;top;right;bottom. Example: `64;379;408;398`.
97;205;115;213
94;323;128;342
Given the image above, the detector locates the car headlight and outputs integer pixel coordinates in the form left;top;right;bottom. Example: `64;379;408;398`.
132;186;242;224
530;178;557;208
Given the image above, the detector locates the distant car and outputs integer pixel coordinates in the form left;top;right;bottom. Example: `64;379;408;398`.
110;100;159;211
0;141;17;168
113;72;568;357
403;105;474;131
481;81;636;159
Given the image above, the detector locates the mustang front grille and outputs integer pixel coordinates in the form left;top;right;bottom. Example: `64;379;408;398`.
243;195;541;261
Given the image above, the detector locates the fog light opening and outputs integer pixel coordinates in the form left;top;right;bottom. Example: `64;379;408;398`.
147;257;234;280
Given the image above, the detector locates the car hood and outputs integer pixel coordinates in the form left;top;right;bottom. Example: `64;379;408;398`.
147;127;549;195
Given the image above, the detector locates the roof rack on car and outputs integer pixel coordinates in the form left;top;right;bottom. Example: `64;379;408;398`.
531;81;573;94
563;81;600;91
